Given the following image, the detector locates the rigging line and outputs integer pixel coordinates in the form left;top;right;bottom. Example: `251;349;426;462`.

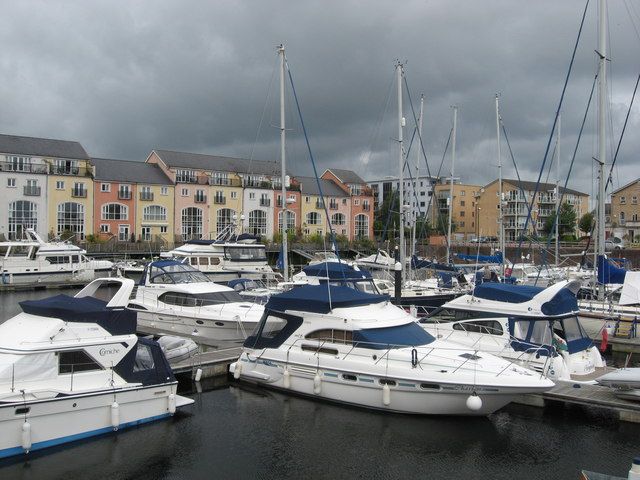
515;0;590;263
362;72;396;176
582;71;638;264
625;0;640;49
248;55;279;174
286;62;340;259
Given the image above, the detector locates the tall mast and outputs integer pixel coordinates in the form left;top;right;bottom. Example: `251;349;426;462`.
447;106;457;264
555;113;561;267
278;44;289;282
495;94;504;274
396;62;406;279
597;0;607;300
411;94;424;264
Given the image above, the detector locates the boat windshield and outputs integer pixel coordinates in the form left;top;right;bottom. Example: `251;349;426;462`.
328;279;379;294
224;246;266;261
352;322;435;349
149;263;210;284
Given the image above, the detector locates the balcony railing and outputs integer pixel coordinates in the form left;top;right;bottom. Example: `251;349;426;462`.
244;179;273;189
50;165;92;177
259;198;271;207
139;192;154;201
0;161;48;174
118;190;132;200
329;202;338;210
210;177;242;187
214;196;226;205
194;194;207;203
72;188;87;198
23;186;41;196
316;200;325;209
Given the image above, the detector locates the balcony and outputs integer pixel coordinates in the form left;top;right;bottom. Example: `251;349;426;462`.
329;201;338;210
139;192;154;201
118;190;132;200
0;161;48;174
23;186;41;196
362;204;371;211
194;194;207;203
50;165;92;177
214;196;226;205
316;200;325;209
210;177;242;187
72;188;87;198
259;198;271;207
244;179;273;189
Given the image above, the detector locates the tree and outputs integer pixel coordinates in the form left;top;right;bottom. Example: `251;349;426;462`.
543;202;577;236
579;212;594;235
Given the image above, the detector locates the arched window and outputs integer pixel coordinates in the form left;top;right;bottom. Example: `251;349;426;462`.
248;210;267;236
354;214;369;238
331;213;346;225
182;207;202;240
278;210;296;232
8;201;37;239
57;202;85;238
143;205;167;221
101;203;128;220
306;212;321;225
216;208;235;234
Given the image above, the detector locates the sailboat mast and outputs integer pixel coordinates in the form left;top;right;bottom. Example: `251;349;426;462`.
447;106;457;264
597;0;607;300
555;113;561;267
396;62;406;279
278;44;289;282
411;94;424;266
495;94;504;274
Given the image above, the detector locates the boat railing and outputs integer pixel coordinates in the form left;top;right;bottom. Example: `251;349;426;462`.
3;361;106;394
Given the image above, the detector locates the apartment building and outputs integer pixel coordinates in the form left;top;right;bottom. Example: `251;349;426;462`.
433;180;482;240
610;178;640;241
366;174;437;225
297;176;350;238
323;169;374;239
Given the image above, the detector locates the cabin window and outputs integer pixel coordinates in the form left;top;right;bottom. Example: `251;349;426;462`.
301;345;339;356
342;374;358;381
452;320;503;336
379;379;396;386
159;291;243;307
245;312;303;349
159;292;199;307
198;257;209;266
190;257;198;266
224;246;267;261
558;316;586;344
58;350;102;374
133;343;155;372
306;329;353;345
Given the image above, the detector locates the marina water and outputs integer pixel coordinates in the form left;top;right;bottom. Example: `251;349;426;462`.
0;289;637;480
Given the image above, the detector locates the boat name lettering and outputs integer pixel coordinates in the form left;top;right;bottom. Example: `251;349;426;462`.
99;347;120;356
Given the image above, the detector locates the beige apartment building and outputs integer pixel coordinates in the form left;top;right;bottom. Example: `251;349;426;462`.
476;179;589;241
433;181;482;240
610;178;640;241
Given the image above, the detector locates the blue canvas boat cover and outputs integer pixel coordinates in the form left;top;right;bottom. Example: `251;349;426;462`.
456;251;503;264
597;255;627;285
266;284;388;314
302;262;372;280
185;239;216;245
473;283;578;315
410;255;458;272
20;295;136;335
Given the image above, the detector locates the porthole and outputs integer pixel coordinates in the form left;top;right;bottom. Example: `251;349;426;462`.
342;373;357;381
420;383;440;390
214;321;224;327
379;379;396;386
15;407;30;415
196;320;204;325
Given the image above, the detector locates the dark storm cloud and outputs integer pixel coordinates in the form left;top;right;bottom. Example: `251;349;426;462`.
0;0;638;202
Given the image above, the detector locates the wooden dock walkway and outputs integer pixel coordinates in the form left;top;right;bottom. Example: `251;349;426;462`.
170;347;243;378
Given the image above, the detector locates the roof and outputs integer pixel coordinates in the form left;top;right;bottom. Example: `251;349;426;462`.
611;178;640;195
266;284;389;314
91;158;172;184
483;178;587;197
297;176;349;197
0;133;89;159
152;149;286;176
302;262;373;280
325;168;366;185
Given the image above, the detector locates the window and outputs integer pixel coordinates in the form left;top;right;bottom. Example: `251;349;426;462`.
224;246;266;261
161;186;168;196
118;225;130;242
101;183;111;192
57;202;85;238
58;350;102;374
160;226;168;234
231;191;237;199
620;196;626;204
216;208;235;234
331;213;346;225
7;155;31;172
354;199;360;206
212;172;229;185
118;185;131;200
245;312;303;349
259;193;270;207
306;329;353;344
342;198;347;205
354;214;369;238
181;188;189;197
176;169;196;183
460;190;466;196
53;159;79;175
633;196;638;205
460;211;465;217
306;212;321;225
133;343;155;372
102;203;128;220
278;210;296;232
7;178;15;188
194;189;206;203
56;180;65;190
72;182;86;197
140;186;153;201
141;226;151;241
249;192;256;200
305;196;310;203
181;207;203;240
621;211;625;221
8;201;37;239
460;200;465;207
100;224;110;233
248;210;267;236
143;205;167;222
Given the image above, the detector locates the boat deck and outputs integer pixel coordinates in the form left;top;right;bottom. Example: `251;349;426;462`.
170;347;243;377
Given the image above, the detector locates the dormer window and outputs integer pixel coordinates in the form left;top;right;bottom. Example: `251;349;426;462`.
176;169;197;183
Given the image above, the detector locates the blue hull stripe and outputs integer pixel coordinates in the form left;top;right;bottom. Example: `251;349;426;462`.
0;412;171;459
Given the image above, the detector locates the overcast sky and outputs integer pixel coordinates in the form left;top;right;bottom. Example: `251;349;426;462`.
1;0;639;204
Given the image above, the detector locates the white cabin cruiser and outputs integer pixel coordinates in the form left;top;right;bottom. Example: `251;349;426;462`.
0;229;112;285
421;281;605;382
0;277;193;459
165;231;279;284
597;368;640;401
230;285;554;415
129;260;264;343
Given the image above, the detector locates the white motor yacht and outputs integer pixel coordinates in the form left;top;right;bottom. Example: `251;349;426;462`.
230;284;554;415
129;260;264;343
0;277;193;459
420;280;605;382
0;229;112;286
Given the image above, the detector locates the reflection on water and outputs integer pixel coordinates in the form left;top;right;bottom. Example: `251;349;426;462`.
0;291;638;479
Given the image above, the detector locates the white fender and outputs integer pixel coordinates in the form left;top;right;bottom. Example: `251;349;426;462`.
283;367;291;389
111;401;120;430
194;368;203;382
234;362;242;380
168;393;177;414
22;422;31;452
313;372;321;395
382;384;391;406
466;393;483;411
